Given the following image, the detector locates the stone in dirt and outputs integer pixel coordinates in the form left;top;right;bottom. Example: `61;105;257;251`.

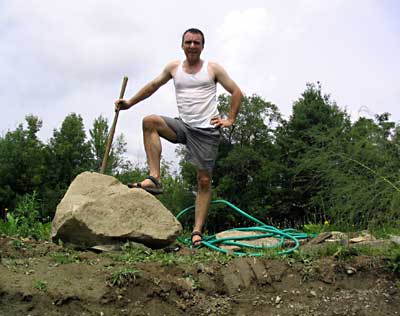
349;230;376;243
51;172;182;249
216;230;280;251
306;232;332;245
390;235;400;245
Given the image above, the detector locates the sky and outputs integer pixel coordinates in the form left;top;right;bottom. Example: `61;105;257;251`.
1;0;399;167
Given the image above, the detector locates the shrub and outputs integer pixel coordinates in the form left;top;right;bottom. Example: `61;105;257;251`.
0;192;50;240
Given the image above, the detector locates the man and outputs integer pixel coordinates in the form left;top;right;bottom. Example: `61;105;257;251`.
115;28;242;246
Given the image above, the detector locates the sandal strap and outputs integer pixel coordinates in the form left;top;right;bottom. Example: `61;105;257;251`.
147;175;162;188
191;231;202;238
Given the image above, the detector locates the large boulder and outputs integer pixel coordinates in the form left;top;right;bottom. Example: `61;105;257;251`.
51;172;182;249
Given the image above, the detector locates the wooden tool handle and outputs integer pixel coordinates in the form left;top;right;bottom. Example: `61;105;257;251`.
100;76;128;174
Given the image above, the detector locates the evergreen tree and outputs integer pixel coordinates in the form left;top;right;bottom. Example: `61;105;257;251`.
89;115;131;175
276;82;351;222
42;113;92;217
0;115;46;217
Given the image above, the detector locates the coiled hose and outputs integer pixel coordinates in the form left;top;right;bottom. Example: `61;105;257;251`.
176;199;310;256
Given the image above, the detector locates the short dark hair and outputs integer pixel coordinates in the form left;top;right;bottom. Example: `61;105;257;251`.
182;28;205;46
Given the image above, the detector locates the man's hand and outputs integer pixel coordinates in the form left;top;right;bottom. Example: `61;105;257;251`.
114;99;131;112
211;116;234;128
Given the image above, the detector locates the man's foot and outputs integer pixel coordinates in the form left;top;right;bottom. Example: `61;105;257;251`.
191;231;203;247
127;176;163;195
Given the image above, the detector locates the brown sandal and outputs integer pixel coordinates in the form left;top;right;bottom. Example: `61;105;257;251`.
191;231;203;247
127;176;163;195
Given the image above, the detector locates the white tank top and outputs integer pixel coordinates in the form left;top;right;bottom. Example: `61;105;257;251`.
173;60;219;128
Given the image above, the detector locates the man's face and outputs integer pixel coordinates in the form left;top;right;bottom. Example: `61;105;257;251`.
182;32;204;58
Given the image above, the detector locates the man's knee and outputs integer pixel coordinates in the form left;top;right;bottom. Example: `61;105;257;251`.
197;172;212;190
142;114;161;130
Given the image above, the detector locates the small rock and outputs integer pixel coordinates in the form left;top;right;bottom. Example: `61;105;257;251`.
275;296;282;304
346;267;357;275
390;235;400;245
388;285;397;295
310;290;317;297
308;232;333;245
196;263;205;273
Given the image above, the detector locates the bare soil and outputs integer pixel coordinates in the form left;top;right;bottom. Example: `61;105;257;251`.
0;235;399;316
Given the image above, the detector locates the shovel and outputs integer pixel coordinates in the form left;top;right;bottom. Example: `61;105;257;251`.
100;76;128;174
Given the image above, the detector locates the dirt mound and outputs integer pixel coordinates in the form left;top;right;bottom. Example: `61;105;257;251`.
0;235;399;316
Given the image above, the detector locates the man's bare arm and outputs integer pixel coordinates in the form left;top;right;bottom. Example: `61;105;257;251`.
115;61;179;110
210;62;243;128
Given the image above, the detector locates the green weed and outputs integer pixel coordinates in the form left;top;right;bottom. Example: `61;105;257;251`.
0;213;19;236
34;280;47;292
108;267;141;287
0;192;51;240
387;244;400;273
258;247;284;259
11;239;26;250
113;241;234;266
303;223;326;235
370;223;400;239
51;251;80;264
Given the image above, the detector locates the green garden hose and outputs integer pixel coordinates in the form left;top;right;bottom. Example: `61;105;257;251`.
176;199;310;256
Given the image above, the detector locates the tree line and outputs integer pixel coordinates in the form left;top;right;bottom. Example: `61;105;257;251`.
1;83;399;232
0;114;130;220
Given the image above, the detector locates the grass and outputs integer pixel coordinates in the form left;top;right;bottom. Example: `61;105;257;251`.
108;267;141;287
11;238;29;250
51;251;80;264
34;280;47;292
99;225;400;270
108;241;234;266
387;244;400;273
0;192;51;241
299;240;390;259
370;223;400;239
302;223;329;235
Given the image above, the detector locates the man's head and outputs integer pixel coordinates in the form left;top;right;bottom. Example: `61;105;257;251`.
182;28;205;46
181;28;205;61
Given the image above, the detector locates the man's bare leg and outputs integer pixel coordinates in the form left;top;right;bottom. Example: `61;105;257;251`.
136;115;177;188
192;169;212;245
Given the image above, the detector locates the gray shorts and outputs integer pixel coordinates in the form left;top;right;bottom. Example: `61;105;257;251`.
161;116;221;173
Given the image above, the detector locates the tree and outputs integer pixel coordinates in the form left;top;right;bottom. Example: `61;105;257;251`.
0;115;46;218
89;115;131;175
46;113;92;184
275;82;351;222
323;113;400;227
42;113;92;217
89;115;109;172
275;83;400;228
215;94;283;227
